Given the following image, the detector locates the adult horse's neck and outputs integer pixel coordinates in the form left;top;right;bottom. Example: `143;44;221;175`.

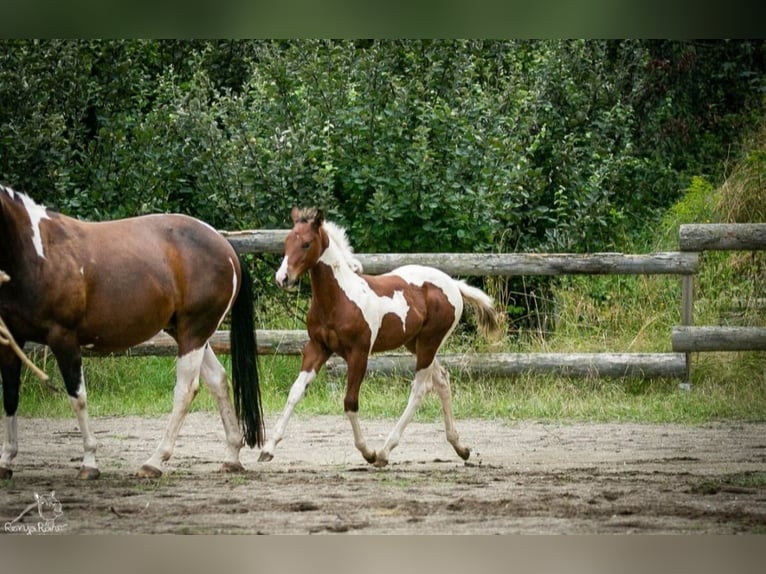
0;189;51;298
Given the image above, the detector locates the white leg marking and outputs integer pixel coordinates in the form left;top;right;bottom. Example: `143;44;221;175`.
346;410;376;463
0;415;18;472
200;345;243;465
432;361;469;459
259;369;316;460
375;364;435;467
68;370;99;471
143;347;205;471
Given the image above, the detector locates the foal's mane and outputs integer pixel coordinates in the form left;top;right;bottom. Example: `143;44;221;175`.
323;220;364;274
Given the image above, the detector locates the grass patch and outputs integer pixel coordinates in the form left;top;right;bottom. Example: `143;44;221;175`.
16;345;766;426
691;471;766;495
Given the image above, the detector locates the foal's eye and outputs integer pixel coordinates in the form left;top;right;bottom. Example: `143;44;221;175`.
301;241;311;250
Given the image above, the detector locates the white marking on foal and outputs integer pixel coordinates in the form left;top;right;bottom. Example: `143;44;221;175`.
17;193;51;259
275;254;289;286
259;369;317;460
319;238;409;351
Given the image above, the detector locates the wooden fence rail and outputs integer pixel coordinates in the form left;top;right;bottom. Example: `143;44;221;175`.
674;223;766;374
24;224;761;383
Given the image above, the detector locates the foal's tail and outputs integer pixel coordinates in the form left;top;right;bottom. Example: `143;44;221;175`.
456;281;503;339
229;259;265;448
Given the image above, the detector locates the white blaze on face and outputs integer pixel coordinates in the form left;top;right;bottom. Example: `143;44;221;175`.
17;193;51;259
275;255;289;286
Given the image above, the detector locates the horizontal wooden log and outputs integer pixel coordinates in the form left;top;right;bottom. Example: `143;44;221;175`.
356;252;698;276
25;329;310;358
219;230;699;276
679;224;766;252
222;229;289;254
672;326;766;352
221;229;697;276
326;352;687;379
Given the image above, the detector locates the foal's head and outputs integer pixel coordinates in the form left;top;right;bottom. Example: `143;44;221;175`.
275;207;328;288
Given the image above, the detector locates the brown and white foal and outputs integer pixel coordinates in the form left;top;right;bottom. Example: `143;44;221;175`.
260;207;501;467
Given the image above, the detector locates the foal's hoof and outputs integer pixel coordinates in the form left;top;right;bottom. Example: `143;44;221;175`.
363;451;378;465
136;464;163;479
257;451;274;462
220;461;245;473
77;466;101;480
0;467;12;480
457;446;471;461
372;457;389;468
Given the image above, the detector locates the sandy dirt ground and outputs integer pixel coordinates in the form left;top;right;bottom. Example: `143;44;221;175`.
1;412;765;534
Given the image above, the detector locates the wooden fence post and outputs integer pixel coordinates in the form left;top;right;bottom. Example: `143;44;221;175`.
680;275;694;390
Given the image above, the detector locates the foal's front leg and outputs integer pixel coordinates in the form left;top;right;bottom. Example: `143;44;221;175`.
258;340;329;462
343;351;377;464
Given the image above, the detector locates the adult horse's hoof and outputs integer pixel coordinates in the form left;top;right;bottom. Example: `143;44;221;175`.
372;457;389;468
77;466;101;480
257;451;274;462
136;464;163;479
220;461;245;473
0;467;12;480
457;446;471;461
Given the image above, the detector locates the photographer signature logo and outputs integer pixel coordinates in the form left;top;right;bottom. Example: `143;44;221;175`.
4;491;67;534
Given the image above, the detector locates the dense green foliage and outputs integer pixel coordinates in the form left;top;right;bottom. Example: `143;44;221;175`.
2;40;764;255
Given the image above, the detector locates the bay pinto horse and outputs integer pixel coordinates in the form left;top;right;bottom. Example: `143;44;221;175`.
260;207;501;467
0;184;263;479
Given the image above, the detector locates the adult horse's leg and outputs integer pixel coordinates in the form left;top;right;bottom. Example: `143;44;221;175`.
343;350;377;465
138;345;205;478
50;341;100;480
0;353;21;479
431;360;470;460
199;344;245;472
258;340;330;462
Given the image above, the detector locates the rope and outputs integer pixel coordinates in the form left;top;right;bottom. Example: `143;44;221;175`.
0;270;49;381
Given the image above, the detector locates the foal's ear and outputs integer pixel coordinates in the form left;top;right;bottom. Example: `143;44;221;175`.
290;206;301;224
312;209;324;229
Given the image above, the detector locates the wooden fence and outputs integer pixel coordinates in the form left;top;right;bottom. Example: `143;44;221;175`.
672;224;766;386
31;223;762;383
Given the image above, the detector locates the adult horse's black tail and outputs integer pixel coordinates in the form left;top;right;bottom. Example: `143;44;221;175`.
230;258;264;448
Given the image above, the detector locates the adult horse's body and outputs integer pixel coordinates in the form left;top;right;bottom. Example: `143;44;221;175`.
260;207;501;467
0;184;263;479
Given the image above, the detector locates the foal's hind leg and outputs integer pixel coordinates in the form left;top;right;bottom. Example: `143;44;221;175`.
199;345;245;472
138;346;205;478
373;362;435;468
432;361;470;460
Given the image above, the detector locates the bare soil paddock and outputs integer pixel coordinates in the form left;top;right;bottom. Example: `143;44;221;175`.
2;413;766;534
